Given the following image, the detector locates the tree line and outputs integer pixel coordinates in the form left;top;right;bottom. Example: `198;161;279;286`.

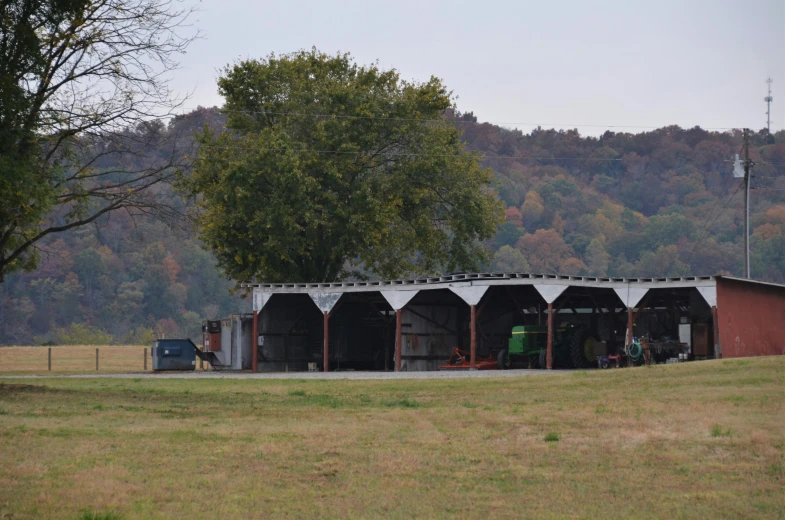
1;3;782;347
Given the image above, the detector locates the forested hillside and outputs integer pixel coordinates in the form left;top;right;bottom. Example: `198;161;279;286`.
457;114;785;281
1;107;783;345
0;108;245;346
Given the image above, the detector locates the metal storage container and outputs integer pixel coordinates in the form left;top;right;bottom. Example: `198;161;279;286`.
152;339;198;371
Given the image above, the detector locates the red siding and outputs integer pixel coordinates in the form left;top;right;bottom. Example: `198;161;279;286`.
716;278;785;358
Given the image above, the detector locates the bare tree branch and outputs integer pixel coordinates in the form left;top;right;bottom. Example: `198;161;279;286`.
0;0;200;281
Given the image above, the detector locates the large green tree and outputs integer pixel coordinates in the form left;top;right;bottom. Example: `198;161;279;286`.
184;50;504;283
0;0;197;282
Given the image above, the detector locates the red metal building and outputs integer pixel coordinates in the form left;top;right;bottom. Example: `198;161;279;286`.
716;276;785;358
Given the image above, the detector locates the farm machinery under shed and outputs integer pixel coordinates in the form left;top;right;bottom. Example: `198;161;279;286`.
499;324;599;369
233;272;785;373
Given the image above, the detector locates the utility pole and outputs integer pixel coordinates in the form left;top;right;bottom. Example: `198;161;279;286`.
733;130;755;278
765;77;773;133
743;129;751;278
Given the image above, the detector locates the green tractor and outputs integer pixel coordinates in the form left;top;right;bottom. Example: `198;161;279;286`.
498;323;601;369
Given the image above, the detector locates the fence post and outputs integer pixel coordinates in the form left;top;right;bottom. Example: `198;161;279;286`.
96;348;99;371
48;347;52;371
144;348;148;371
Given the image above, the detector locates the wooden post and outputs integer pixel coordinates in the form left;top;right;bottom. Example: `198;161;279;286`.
144;348;147;371
95;348;99;371
48;347;52;371
323;311;330;372
252;309;259;373
546;303;554;369
395;309;402;372
470;304;477;370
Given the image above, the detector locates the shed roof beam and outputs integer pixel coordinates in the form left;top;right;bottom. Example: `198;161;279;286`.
380;290;419;310
309;292;342;313
252;290;274;312
696;286;717;307
613;287;649;309
449;286;489;306
533;284;567;304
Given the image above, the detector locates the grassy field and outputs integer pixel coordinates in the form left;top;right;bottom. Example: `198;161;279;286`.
0;346;209;374
0;358;783;519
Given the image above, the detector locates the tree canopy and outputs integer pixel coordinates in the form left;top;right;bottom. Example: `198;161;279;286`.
183;50;504;283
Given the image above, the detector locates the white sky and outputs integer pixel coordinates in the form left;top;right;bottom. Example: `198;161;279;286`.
172;0;784;135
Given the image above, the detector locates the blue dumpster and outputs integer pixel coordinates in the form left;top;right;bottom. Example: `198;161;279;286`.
152;339;198;371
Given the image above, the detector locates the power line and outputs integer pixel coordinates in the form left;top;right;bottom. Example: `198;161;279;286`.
684;181;745;266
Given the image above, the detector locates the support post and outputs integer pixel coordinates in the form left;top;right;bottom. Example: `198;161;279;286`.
95;348;99;371
144;347;147;371
323;311;329;372
383;320;390;371
48;347;52;371
743;128;751;279
470;304;477;369
546;303;554;369
395;309;402;372
627;308;634;367
252;310;258;373
711;305;721;359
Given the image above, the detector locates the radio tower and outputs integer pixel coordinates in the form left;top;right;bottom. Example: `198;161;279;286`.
765;77;773;132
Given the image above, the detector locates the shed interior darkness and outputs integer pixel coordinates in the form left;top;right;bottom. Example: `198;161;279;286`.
251;285;717;371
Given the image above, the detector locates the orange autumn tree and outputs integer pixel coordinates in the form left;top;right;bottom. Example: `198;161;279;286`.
515;229;575;274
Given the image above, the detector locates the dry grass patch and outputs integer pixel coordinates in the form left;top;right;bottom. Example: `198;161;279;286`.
0;346;211;374
0;357;784;519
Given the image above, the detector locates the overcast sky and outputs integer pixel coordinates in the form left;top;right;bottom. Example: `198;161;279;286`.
173;0;784;135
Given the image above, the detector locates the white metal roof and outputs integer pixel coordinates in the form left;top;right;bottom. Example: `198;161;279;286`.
243;272;785;294
243;272;723;293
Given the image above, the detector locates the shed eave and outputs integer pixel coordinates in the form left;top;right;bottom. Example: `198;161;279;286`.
240;272;721;294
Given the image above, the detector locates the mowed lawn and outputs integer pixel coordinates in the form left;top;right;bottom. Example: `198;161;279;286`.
1;358;783;519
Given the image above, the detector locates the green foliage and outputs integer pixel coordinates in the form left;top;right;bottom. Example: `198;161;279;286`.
123;327;157;346
182;49;504;282
544;432;560;442
493;245;529;272
54;324;115;346
495;222;525;249
642;213;696;250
